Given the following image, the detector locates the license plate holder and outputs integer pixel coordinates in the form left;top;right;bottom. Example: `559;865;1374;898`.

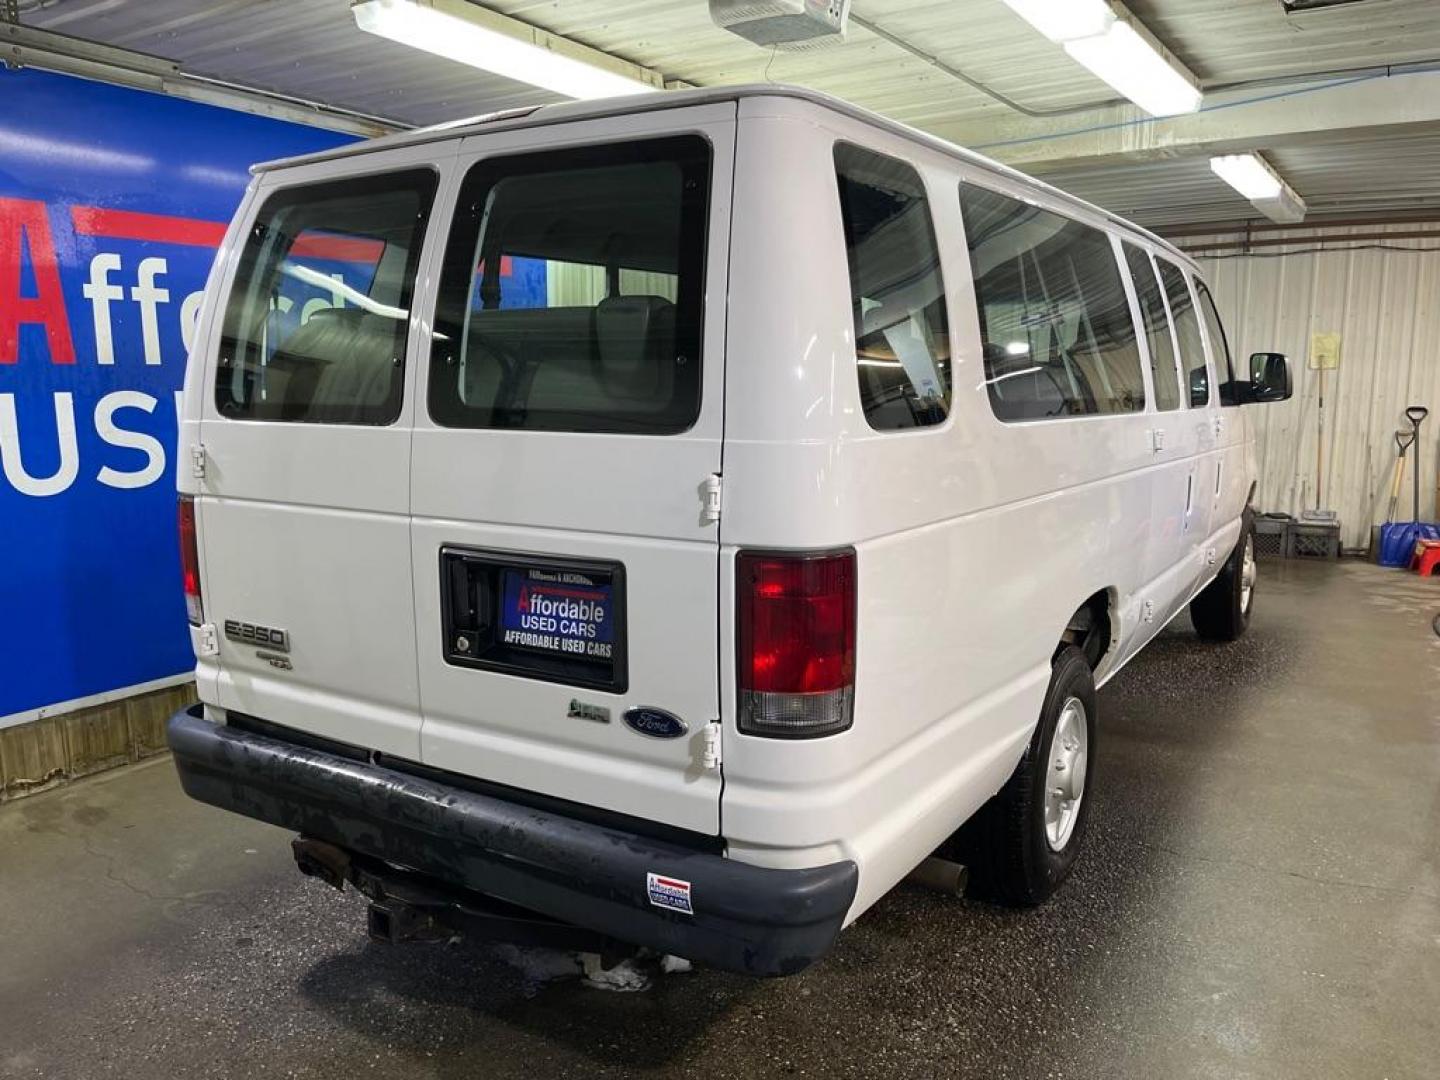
440;548;627;693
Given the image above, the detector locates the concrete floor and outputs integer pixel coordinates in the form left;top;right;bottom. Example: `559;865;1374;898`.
2;559;1437;1080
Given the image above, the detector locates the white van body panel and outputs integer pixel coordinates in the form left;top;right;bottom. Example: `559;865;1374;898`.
714;97;1258;913
182;85;1257;938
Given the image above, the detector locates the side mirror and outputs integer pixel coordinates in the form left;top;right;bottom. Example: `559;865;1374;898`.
1248;352;1292;403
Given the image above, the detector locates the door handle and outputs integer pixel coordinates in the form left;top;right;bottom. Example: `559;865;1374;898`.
1151;428;1166;453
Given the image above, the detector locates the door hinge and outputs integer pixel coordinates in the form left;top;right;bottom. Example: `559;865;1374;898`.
1142;599;1156;623
702;722;722;770
700;473;722;526
190;444;207;480
197;622;219;656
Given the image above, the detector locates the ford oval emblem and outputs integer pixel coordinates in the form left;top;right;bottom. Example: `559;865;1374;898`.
624;707;688;739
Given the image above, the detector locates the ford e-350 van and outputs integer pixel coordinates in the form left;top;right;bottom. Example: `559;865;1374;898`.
167;85;1292;976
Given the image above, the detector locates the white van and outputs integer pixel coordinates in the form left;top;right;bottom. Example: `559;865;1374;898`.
168;85;1292;976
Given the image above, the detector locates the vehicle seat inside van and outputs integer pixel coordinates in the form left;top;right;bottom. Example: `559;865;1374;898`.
265;307;402;421
459;295;679;422
983;341;1072;420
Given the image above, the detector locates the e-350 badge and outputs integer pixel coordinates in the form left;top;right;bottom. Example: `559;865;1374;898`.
223;619;290;653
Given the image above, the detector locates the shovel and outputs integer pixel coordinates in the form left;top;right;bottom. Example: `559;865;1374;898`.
1387;428;1415;524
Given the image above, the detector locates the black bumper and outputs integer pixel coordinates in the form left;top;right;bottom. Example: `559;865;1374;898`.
166;708;857;976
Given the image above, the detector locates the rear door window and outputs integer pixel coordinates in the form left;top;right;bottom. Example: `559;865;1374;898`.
217;169;437;424
1156;258;1210;408
1122;244;1180;412
834;143;951;431
961;184;1144;421
428;136;710;434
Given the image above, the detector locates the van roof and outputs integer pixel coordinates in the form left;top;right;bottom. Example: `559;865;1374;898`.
253;83;1190;266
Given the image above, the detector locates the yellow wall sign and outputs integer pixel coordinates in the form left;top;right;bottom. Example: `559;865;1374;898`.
1309;331;1341;370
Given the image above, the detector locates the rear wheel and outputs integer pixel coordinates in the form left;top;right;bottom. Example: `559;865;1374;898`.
958;646;1097;906
1190;511;1256;642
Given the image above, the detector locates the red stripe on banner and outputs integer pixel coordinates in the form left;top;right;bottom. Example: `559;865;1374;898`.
655;877;688;889
71;208;385;264
476;256;515;277
71;205;226;247
291;231;384;263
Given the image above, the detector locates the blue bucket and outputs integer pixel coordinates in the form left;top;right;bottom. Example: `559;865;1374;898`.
1377;522;1440;567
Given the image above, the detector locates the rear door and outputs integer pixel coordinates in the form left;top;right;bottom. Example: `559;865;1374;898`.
197;148;450;757
409;106;735;834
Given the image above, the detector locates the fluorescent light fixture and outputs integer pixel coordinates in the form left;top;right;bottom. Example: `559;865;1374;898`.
1210;152;1307;223
1001;0;1202;117
352;0;658;100
1063;20;1203;117
999;0;1115;43
1005;341;1031;355
1209;154;1281;200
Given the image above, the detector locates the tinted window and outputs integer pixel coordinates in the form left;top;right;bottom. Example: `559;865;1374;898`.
1156;259;1209;407
835;144;951;430
962;185;1144;421
217;170;437;424
429;137;710;434
1196;281;1239;407
1123;244;1180;412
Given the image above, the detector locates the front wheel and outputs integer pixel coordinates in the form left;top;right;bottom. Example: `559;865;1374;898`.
958;646;1097;906
1190;511;1256;642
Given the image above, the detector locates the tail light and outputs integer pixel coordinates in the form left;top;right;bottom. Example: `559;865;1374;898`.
737;549;856;738
178;495;203;626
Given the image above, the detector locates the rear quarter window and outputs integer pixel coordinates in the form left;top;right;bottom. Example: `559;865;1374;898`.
216;169;437;424
960;184;1145;422
834;143;951;431
427;136;710;435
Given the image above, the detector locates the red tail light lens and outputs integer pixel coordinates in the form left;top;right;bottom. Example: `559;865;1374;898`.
737;549;856;738
178;495;203;626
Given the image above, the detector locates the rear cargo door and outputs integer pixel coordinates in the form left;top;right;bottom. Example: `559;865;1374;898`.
196;148;452;757
410;105;735;834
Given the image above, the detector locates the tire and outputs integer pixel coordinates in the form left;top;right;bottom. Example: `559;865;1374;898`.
1190;510;1256;642
958;646;1097;907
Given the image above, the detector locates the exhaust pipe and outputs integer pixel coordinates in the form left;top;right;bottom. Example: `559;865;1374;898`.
906;856;968;897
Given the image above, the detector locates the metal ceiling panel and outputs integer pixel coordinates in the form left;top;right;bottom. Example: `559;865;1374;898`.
1034;126;1440;227
19;0;1440;224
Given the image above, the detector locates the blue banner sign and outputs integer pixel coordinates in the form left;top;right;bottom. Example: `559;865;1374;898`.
0;69;356;723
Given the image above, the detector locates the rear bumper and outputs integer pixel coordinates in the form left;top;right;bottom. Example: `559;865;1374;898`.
166;707;857;976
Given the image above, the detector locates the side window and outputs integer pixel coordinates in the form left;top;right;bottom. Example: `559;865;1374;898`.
428;136;709;434
1156;259;1210;408
1195;281;1238;407
960;184;1145;421
217;170;437;424
1122;244;1180;412
835;143;951;431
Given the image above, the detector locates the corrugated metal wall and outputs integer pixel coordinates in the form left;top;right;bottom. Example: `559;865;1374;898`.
1193;225;1440;549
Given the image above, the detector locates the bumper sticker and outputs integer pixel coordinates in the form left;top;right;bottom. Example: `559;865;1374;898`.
646;872;693;915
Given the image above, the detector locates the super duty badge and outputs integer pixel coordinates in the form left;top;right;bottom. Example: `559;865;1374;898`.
223;620;290;653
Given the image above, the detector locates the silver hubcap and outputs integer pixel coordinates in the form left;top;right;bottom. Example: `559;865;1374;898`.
1044;696;1089;852
1240;534;1256;615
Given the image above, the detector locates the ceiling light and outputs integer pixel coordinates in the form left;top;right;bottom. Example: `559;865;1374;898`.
351;0;658;101
1209;153;1307;223
1063;20;1203;117
1209;154;1282;200
999;0;1115;43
